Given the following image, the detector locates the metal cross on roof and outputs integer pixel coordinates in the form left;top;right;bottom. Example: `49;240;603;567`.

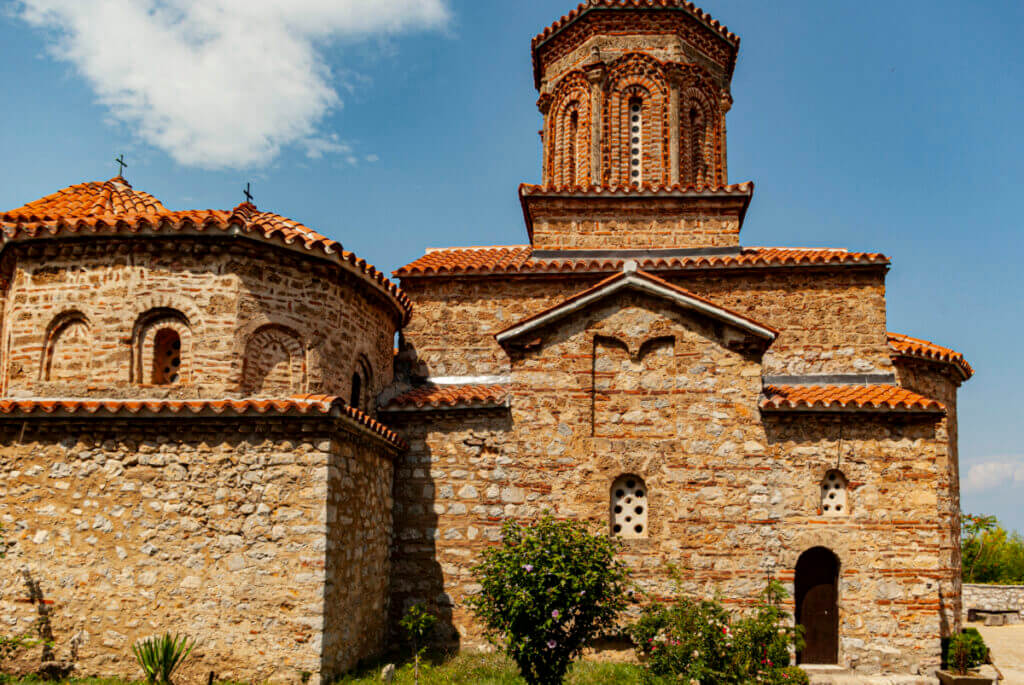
115;154;127;178
243;182;254;204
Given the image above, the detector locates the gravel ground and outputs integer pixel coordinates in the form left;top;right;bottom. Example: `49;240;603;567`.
974;623;1024;684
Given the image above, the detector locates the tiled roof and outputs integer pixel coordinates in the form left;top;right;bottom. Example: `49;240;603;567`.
2;182;411;323
519;182;753;197
532;1;739;50
888;332;974;381
394;246;890;278
496;268;778;342
6;177;167;217
382;385;510;411
531;1;740;89
760;385;945;414
0;395;407;450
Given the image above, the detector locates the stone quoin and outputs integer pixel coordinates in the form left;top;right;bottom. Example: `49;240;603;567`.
0;1;972;682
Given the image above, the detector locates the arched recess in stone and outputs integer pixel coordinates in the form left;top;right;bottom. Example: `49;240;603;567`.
133;308;192;386
680;85;720;187
241;325;306;396
349;354;373;412
41;310;92;382
547;72;592;187
603;54;668;187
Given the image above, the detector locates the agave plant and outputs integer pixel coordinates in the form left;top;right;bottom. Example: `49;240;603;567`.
131;633;196;685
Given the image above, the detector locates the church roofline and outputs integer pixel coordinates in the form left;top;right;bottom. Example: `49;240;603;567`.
495;266;778;344
0;395;408;451
1;189;413;325
531;1;740;90
888;332;974;381
760;385;946;414
393;245;891;279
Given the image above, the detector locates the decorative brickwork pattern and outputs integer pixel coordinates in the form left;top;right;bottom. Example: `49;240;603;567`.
603;54;669;187
546;72;593;187
42;311;92;382
242;325;305;395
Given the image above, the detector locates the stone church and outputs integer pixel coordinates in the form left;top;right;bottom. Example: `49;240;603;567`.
0;1;973;682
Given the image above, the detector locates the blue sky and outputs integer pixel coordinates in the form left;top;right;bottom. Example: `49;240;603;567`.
2;0;1022;532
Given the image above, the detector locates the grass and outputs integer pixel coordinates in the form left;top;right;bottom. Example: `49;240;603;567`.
337;651;645;685
1;653;646;685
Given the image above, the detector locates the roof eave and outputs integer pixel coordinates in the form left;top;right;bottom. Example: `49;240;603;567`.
531;5;741;90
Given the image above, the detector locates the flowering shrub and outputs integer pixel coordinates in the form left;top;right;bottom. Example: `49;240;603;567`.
467;515;631;685
631;580;808;684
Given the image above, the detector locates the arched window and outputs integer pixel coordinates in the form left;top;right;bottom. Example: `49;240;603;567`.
350;356;373;411
820;470;849;517
629;97;643;185
134;308;191;386
611;475;648;538
151;328;182;385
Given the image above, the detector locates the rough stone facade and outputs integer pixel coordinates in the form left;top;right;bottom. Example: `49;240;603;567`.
962;584;1024;622
0;414;397;683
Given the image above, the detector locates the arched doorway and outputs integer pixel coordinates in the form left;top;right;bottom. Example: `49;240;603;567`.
796;546;840;664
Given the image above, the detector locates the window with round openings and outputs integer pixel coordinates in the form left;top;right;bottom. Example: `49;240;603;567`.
628;98;643;184
611;475;648;539
820;470;849;517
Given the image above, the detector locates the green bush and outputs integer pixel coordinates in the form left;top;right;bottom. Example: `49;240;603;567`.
946;629;988;675
467;515;631;685
131;633;196;685
399;603;437;684
631;580;807;685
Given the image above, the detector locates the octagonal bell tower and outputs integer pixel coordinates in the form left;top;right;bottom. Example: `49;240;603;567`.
533;1;740;189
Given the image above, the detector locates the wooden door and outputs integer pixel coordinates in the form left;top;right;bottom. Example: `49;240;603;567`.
796;547;839;664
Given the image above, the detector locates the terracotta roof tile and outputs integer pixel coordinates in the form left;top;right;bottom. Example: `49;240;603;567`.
760;385;945;414
531;1;740;89
0;395;407;450
6;177;167;219
2;184;411;323
382;385;510;411
532;1;739;50
888;333;974;381
394;246;889;278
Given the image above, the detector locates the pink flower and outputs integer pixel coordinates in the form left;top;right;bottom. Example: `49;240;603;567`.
551;609;560;619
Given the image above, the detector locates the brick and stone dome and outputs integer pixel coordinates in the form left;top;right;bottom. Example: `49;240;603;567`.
0;179;409;407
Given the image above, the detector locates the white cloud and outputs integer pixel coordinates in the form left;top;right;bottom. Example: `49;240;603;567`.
16;0;450;169
963;459;1024;494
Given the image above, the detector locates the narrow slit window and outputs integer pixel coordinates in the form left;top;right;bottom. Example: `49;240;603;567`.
350;372;362;409
152;328;181;385
629;98;643;185
611;475;648;539
568;110;579;186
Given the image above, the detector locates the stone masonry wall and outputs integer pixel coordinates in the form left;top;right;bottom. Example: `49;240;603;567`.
528;199;742;250
962;584;1024;621
389;291;955;675
0;417;395;683
2;239;397;405
399;266;891;381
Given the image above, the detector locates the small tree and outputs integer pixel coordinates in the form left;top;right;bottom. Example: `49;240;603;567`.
399;603;436;685
467;515;630;685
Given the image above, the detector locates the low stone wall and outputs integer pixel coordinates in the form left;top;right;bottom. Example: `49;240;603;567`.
962;584;1024;621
